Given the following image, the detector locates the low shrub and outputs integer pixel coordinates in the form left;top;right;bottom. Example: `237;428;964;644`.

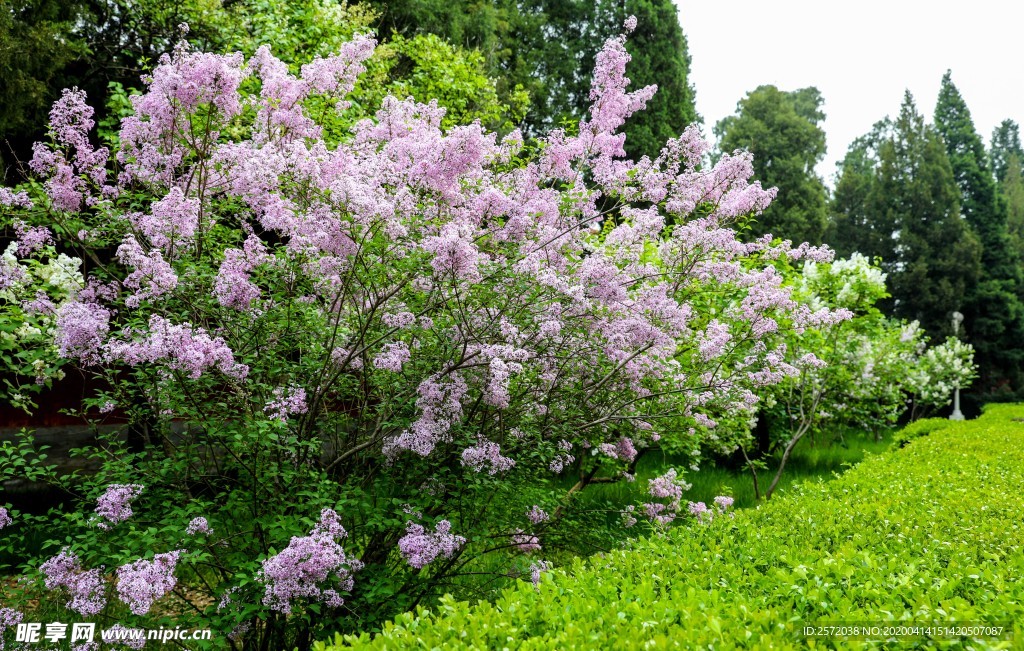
322;405;1024;649
893;417;953;447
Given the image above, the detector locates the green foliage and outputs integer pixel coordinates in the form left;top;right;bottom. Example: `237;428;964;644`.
324;406;1024;648
829;92;982;339
0;0;84;141
715;85;829;244
355;33;529;132
935;72;1024;391
990;119;1023;185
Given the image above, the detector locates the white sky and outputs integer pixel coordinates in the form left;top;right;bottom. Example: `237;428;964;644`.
675;0;1024;187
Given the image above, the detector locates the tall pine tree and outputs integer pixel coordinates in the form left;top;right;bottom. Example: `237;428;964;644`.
991;121;1024;267
829;92;981;339
714;85;829;244
990;119;1024;183
935;72;1024;391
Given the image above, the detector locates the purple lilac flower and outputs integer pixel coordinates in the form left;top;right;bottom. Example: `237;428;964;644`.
13;220;53;256
713;496;734;512
621;505;638;528
115;235;178;307
94;484;144;529
22;291;56;315
510;529;541;553
40;549;107;615
259;509;362;614
115;550;183;615
688;501;713;524
526;506;549;525
185;517;212;536
397;520;465;569
55;301;110;365
373;341;411;372
0;508;11;529
104;316;248;380
615;437;638;462
265;385;308;421
137;186;200;253
0;188;33;208
460;439;515;474
215;235;268;311
0;607;23;650
648;469;684;502
383;373;468;458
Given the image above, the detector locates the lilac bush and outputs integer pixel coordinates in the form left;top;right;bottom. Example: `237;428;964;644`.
0;19;856;649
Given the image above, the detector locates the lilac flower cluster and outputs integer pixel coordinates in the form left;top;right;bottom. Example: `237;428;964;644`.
642;469;691;525
0;508;11;529
384;373;468;457
215;235;269;311
460;439;515;474
687;501;712;523
526;505;549;525
104;316;248;379
116;550;183;615
265;385;308;421
40;549;107;615
55;301;110;365
714;496;735;511
549;440;576;474
258;509;363;614
397;520;465;569
0;607;23;650
29;88;111;211
686;496;734;525
0;188;33;208
510;529;541;553
185;517;213;536
134;187;200;253
116;236;178;307
373;341;411;372
13;220;53;256
93;484;144;529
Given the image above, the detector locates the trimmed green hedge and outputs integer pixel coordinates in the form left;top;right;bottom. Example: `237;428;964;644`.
322;406;1024;649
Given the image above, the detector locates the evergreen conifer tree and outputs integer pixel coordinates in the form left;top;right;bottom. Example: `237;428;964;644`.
935;72;1024;390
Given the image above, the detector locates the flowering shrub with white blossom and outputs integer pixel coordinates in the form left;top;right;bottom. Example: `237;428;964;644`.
734;252;978;499
0;21;898;649
907;336;978;412
0;202;78;411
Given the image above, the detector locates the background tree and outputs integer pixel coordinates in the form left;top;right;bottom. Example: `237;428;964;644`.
934;71;1024;391
714;85;829;244
991;121;1024;264
830;92;981;338
827;120;891;258
990;119;1024;184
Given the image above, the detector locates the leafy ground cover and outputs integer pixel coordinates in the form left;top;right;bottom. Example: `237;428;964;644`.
321;405;1024;649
